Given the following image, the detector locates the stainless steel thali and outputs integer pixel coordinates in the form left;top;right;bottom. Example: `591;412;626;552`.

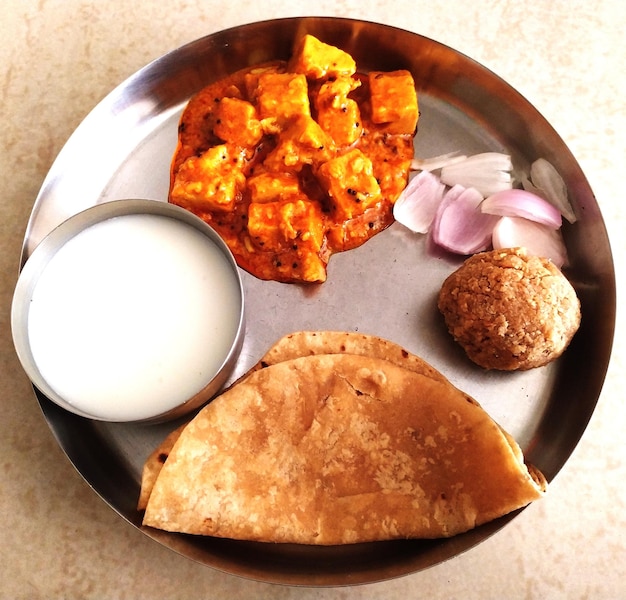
20;17;615;586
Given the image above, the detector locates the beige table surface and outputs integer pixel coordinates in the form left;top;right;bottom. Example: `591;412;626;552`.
2;1;625;598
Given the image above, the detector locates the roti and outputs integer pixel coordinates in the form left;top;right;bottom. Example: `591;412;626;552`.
137;331;449;509
251;330;448;384
137;425;186;512
140;351;546;544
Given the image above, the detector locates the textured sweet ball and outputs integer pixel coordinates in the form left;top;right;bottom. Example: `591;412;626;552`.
437;247;581;370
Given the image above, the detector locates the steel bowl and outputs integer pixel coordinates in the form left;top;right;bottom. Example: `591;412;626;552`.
12;199;245;423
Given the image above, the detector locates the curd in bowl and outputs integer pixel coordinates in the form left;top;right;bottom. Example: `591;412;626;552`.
12;200;245;422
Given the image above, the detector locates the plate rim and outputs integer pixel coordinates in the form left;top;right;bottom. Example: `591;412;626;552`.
19;16;616;586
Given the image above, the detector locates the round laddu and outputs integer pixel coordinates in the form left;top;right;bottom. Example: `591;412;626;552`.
437;248;581;370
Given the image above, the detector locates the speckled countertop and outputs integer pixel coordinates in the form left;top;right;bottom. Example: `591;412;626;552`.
2;1;625;598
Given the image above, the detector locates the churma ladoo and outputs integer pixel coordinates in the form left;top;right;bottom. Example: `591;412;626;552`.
438;247;581;370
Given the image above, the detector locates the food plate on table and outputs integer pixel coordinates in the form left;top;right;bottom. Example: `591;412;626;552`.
17;17;615;586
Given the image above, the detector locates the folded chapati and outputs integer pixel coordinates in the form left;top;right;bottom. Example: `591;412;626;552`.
141;350;546;544
137;331;448;510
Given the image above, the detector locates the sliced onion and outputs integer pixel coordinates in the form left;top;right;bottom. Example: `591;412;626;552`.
492;216;568;268
430;184;465;240
440;152;513;197
432;186;499;254
526;158;576;223
520;175;545;199
411;151;467;172
393;170;445;233
481;189;562;229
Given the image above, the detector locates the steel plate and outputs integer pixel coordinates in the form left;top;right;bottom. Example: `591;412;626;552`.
19;17;615;586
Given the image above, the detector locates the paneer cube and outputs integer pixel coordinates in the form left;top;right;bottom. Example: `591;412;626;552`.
170;144;245;212
255;72;311;126
314;75;363;147
263;115;335;172
248;198;324;253
213;97;263;147
289;34;356;79
317;148;382;219
243;65;282;98
247;171;302;203
369;70;419;134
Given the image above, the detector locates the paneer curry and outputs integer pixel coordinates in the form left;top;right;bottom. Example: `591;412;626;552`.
169;34;419;283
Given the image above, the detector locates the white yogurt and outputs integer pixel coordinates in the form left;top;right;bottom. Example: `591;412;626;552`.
27;213;242;421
